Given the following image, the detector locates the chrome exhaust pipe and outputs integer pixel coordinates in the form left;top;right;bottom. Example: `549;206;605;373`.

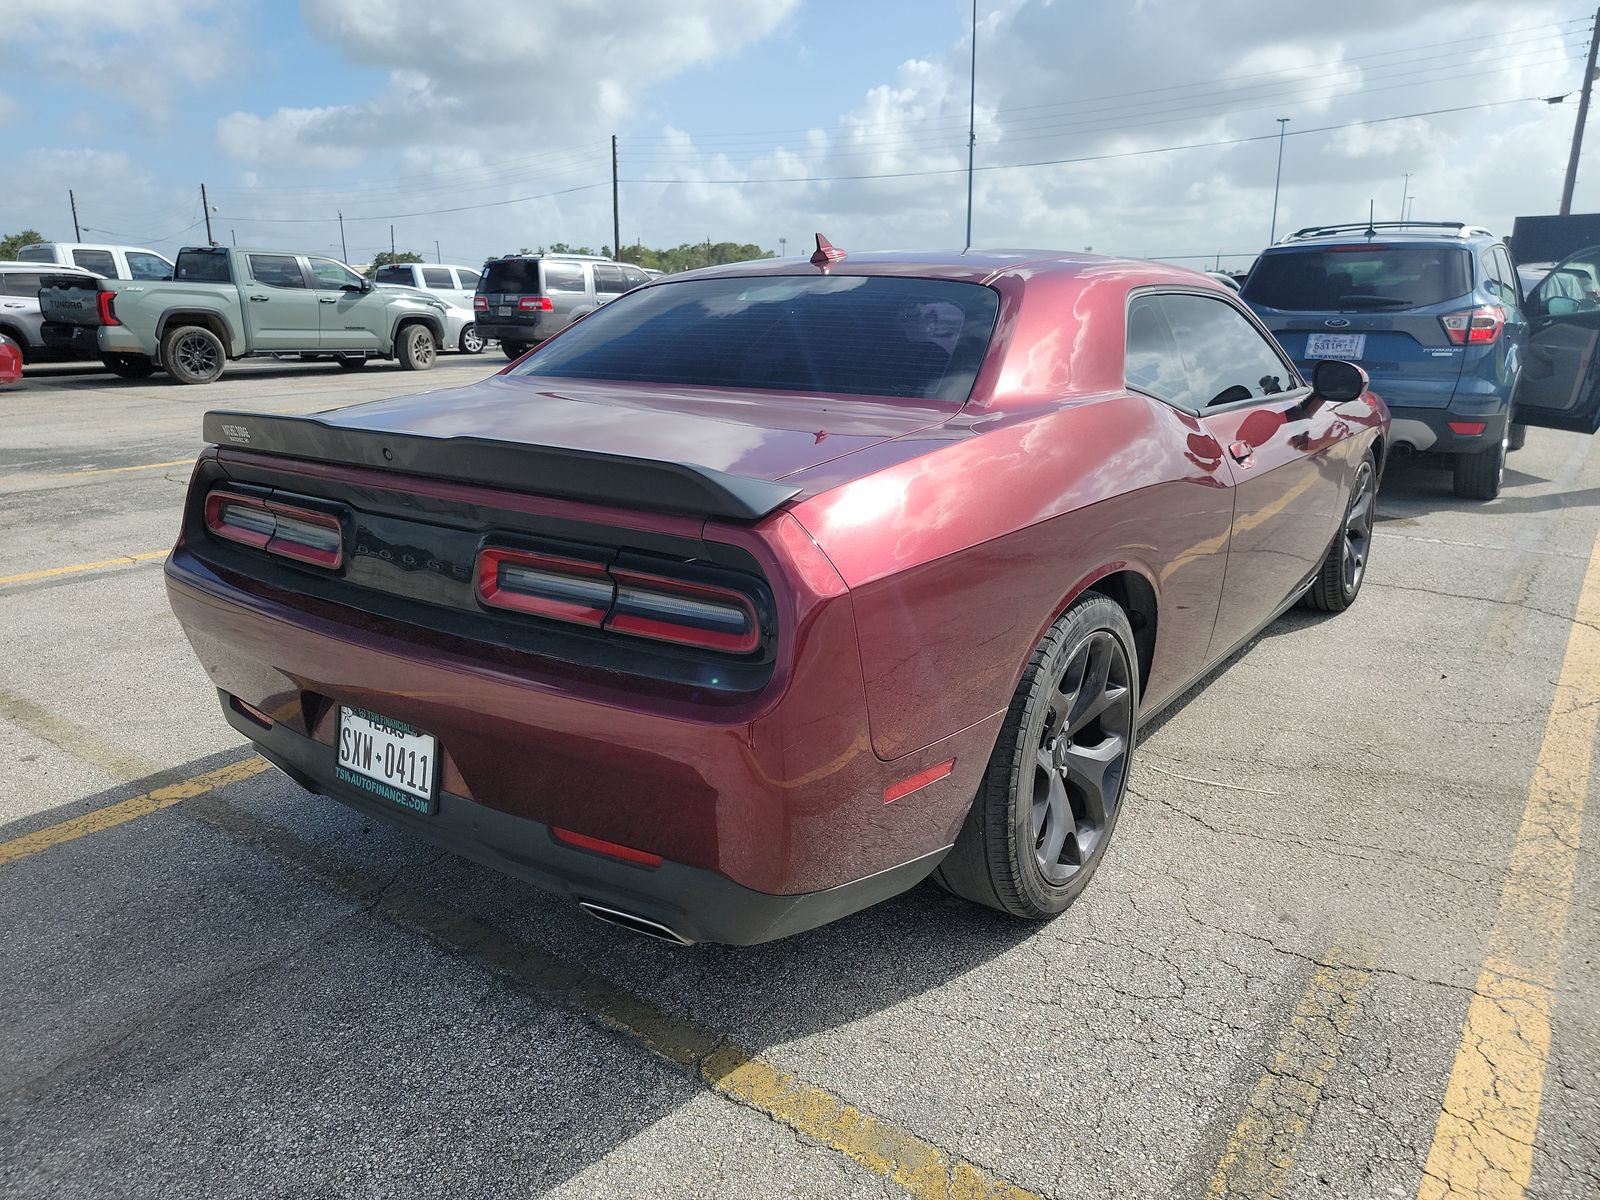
577;900;694;945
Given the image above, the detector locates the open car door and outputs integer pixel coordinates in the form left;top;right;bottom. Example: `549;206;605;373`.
1517;245;1600;433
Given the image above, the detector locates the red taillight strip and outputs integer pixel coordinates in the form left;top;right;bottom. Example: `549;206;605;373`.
204;490;344;569
551;826;663;868
476;547;613;626
97;291;119;326
884;758;955;804
606;566;760;654
1440;304;1504;346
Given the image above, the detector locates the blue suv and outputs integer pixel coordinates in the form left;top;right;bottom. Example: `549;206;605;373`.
1243;221;1600;499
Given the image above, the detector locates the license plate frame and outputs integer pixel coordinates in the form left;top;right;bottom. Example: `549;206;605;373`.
335;705;438;815
1305;332;1366;359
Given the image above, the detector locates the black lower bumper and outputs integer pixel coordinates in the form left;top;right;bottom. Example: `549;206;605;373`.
1385;405;1510;456
221;692;948;946
39;321;99;357
472;320;542;345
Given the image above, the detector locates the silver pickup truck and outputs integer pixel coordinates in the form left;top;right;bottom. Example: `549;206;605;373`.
38;245;448;383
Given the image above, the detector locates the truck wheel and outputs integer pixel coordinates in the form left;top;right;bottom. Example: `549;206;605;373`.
396;323;437;371
161;326;226;385
103;353;156;379
502;341;527;360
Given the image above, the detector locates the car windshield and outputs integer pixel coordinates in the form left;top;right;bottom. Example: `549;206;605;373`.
1243;245;1473;310
481;259;540;293
513;275;1001;403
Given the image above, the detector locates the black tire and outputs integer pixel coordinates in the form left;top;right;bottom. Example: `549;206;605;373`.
161;325;225;385
102;353;156;379
1452;434;1507;500
395;322;437;371
335;354;370;370
502;340;528;360
458;325;486;354
1508;422;1527;452
1301;451;1377;613
935;593;1138;919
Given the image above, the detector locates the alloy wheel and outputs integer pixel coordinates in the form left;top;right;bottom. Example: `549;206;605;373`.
462;328;484;353
1031;630;1134;885
1342;460;1376;594
410;327;435;367
175;334;219;376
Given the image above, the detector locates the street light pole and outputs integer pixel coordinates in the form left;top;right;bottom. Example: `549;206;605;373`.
1400;173;1412;221
1268;117;1290;243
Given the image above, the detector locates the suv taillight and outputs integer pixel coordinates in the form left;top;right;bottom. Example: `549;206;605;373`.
97;291;119;326
204;490;344;569
476;546;762;654
517;296;554;311
1440;304;1504;346
473;295;487;312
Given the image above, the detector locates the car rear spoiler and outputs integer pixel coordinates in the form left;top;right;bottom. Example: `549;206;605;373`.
201;409;803;522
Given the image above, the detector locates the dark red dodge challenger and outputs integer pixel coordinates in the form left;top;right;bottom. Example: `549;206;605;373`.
167;242;1388;944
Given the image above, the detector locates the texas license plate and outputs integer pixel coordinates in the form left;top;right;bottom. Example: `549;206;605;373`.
335;705;437;813
1305;332;1365;359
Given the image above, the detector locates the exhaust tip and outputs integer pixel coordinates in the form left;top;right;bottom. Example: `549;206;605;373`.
578;900;694;945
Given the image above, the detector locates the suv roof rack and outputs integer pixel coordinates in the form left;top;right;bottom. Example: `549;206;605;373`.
1281;221;1495;243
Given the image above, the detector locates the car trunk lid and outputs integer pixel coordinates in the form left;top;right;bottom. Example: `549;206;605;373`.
37;274;106;326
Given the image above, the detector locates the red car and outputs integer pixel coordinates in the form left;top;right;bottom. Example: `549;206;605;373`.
167;242;1387;944
0;334;21;386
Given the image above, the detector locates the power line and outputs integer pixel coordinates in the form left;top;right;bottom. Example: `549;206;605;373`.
217;182;606;223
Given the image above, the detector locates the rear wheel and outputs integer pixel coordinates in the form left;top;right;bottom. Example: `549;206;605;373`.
161;325;225;385
335;354;369;370
1508;422;1527;451
1452;434;1507;500
458;325;486;354
1302;451;1376;612
396;323;437;371
103;353;156;379
502;340;528;360
935;593;1138;919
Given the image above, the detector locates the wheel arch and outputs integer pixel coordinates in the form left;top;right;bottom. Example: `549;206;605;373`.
394;313;444;345
1078;567;1159;699
0;323;30;361
157;310;234;355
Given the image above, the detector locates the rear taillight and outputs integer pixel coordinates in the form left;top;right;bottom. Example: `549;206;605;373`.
517;295;554;311
476;546;762;654
1440;304;1504;346
472;295;488;312
204;490;343;569
97;291;119;326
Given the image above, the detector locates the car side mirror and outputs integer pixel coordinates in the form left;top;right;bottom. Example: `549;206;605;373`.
1312;359;1367;403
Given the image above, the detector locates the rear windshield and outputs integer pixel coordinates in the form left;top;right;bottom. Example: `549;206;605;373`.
174;250;233;283
514;275;1000;403
0;272;48;297
15;246;55;263
373;265;414;284
1243;245;1473;310
480;259;540;293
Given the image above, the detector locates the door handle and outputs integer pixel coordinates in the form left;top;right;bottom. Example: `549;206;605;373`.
249;294;269;302
318;297;337;304
1228;440;1255;466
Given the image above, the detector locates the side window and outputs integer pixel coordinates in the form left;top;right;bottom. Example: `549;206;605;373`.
308;258;364;290
421;267;453;289
1482;249;1511;306
453;268;481;290
1157;293;1295;408
1125;295;1189;404
1491;247;1521;315
592;264;629;295
72;249;117;276
540;261;586;293
0;272;46;297
621;266;650;289
126;252;172;281
249;254;308;289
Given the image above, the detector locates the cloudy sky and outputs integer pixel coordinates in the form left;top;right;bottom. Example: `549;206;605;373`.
0;0;1594;271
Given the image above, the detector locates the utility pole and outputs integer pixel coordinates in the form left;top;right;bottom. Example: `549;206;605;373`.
338;211;348;263
390;224;396;258
201;183;214;245
1268;117;1290;243
69;190;81;240
230;229;236;246
705;237;712;268
779;237;787;257
1561;7;1600;215
611;135;621;261
434;239;441;263
1399;173;1412;221
964;0;976;251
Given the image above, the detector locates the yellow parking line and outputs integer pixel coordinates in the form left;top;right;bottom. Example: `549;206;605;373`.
29;458;192;482
0;549;167;586
1416;529;1600;1200
1205;948;1374;1200
0;756;272;868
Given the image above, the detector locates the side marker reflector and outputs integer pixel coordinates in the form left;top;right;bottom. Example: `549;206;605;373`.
552;826;664;868
1447;421;1488;436
884;758;955;804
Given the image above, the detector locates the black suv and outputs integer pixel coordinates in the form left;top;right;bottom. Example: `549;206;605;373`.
474;255;651;359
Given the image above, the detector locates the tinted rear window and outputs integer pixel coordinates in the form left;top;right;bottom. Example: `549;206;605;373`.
15;246;55;263
72;249;117;276
174;250;233;283
0;272;47;297
373;265;414;284
481;259;540;293
514;275;999;403
542;261;587;292
1243;245;1473;310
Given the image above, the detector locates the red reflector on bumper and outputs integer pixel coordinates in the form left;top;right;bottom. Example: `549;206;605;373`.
884;758;955;804
228;695;274;728
1447;421;1488;436
551;827;663;868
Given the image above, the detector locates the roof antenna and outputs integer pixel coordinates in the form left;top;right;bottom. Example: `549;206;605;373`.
1365;199;1376;238
810;233;847;271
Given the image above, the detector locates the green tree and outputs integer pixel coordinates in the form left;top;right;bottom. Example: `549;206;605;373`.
0;229;46;260
364;249;424;278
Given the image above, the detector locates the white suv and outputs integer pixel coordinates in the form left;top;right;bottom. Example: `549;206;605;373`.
371;262;482;309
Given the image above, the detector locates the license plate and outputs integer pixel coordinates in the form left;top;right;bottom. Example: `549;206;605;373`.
1305;332;1365;359
335;705;437;813
496;306;515;316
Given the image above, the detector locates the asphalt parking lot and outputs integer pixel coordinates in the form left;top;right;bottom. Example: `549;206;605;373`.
2;355;1597;1200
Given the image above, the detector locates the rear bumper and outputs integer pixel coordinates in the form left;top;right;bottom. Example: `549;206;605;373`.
230;696;949;945
473;319;544;343
1385;404;1510;454
38;321;99;357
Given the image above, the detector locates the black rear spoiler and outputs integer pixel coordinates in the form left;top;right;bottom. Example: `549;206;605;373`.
202;409;802;522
